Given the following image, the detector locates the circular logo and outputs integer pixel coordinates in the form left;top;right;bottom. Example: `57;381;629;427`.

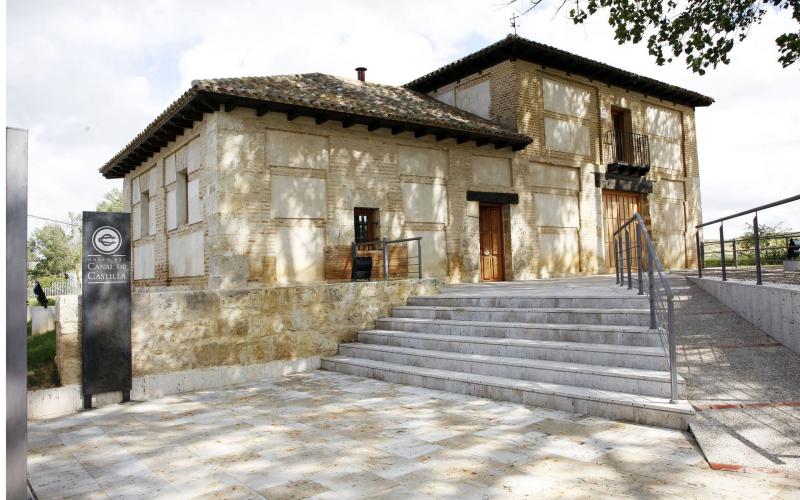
92;226;122;255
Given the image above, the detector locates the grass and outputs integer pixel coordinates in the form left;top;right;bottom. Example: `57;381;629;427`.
28;330;60;390
28;297;56;307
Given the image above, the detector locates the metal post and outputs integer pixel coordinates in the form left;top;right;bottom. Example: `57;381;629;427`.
636;224;644;295
668;298;677;403
696;230;702;278
6;128;29;500
614;238;620;284
382;238;389;281
648;250;656;330
351;242;357;282
417;238;422;279
732;238;738;268
618;235;625;287
719;224;727;281
753;214;763;285
625;229;633;289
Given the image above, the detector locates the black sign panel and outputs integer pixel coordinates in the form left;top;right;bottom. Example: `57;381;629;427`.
81;211;132;398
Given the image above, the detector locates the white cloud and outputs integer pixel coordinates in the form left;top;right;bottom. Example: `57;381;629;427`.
8;0;799;238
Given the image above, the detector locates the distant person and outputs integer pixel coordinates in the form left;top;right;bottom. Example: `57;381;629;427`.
789;238;800;260
33;281;48;308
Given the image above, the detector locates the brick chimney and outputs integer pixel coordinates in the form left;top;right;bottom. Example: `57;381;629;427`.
355;67;367;82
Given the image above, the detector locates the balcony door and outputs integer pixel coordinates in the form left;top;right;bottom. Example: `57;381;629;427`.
611;109;632;164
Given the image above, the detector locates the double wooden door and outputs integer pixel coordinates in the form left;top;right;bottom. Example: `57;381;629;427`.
479;205;505;281
602;191;641;271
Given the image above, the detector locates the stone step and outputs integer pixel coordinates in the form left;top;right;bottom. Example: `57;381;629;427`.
321;356;693;429
408;295;650;310
340;342;681;398
375;317;663;347
357;330;668;370
391;306;651;327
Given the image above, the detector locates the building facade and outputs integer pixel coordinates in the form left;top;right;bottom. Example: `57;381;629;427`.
102;35;713;290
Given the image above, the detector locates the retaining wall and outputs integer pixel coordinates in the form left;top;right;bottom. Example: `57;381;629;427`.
687;277;800;355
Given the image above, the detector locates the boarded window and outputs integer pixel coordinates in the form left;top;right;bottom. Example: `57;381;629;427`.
354;208;380;244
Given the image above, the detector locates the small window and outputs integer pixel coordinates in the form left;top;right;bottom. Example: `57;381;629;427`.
354;208;379;244
140;191;150;237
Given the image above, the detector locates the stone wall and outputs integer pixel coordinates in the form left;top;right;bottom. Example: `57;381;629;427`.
54;278;441;385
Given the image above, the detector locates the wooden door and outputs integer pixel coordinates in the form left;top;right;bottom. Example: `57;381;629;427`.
479;205;505;281
602;191;640;271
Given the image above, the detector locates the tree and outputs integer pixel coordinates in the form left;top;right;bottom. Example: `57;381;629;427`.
514;1;800;74
27;224;81;282
96;188;123;212
737;220;795;264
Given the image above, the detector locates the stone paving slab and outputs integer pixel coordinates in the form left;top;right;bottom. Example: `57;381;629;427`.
28;370;800;499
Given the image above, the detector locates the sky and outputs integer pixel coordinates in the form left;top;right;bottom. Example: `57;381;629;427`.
7;0;800;237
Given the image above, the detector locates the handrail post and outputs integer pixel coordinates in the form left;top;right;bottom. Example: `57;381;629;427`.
625;229;632;290
695;230;702;278
648;250;656;330
732;238;738;268
668;298;677;403
417;238;422;279
753;214;762;285
351;241;357;282
719;224;727;281
382;238;389;281
617;235;625;286
614;238;619;284
636;223;644;295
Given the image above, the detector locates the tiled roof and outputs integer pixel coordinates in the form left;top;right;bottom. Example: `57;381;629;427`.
406;35;714;108
99;73;531;178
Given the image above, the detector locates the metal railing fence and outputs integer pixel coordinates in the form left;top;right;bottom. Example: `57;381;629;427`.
696;194;800;285
351;237;422;282
605;130;651;167
613;213;678;403
28;279;81;299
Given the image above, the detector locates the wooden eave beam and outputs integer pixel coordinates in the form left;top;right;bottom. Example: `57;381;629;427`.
414;128;429;139
494;141;508;150
342;117;356;128
435;132;449;141
256;106;269;117
224;102;237;112
286;109;300;121
456;135;470;144
475;138;490;147
391;125;405;135
367;121;381;132
511;143;528;152
315;114;330;125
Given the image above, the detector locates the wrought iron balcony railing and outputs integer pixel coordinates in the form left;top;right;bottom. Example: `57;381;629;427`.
605;130;650;168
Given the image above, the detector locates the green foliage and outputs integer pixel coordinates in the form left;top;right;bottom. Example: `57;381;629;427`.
28;297;56;307
27;223;80;281
96;188;123;212
516;0;799;73
27;330;59;389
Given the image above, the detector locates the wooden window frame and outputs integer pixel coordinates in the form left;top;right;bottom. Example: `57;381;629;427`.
354;208;380;246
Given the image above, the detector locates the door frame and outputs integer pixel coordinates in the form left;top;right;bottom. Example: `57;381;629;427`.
478;203;506;282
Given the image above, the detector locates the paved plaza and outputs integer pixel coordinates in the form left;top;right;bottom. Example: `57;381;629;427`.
28;370;800;499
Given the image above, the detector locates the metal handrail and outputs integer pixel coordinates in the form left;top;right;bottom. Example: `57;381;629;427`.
696;193;800;285
604;130;651;167
351;236;422;282
613;213;678;403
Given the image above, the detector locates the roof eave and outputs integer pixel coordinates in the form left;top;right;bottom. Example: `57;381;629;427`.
100;89;531;179
405;35;715;109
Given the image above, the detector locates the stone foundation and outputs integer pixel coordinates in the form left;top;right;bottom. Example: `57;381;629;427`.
54;278;442;390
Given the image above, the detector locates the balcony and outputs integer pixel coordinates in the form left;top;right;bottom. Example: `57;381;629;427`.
605;130;650;176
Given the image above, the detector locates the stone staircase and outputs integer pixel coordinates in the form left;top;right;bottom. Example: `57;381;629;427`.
322;278;694;429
